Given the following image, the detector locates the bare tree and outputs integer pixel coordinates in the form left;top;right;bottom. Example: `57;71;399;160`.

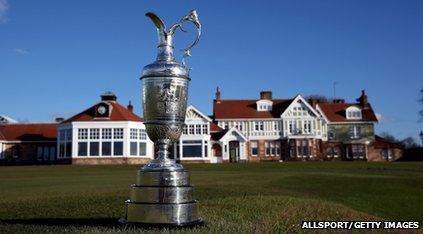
420;88;423;121
306;95;332;104
379;132;399;143
401;137;419;149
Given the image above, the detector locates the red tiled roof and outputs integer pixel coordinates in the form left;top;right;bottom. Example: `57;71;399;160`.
373;135;404;149
211;130;227;141
0;123;57;141
210;122;223;132
318;103;378;122
213;99;292;119
63;102;142;123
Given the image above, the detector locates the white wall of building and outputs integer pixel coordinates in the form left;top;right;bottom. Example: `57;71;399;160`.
0;142;4;159
177;106;212;162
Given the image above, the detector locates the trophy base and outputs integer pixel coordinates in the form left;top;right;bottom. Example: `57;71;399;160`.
123;168;203;227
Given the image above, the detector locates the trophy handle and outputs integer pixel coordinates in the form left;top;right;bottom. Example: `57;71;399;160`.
169;10;202;58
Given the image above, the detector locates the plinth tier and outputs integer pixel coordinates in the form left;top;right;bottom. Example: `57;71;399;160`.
124;169;202;226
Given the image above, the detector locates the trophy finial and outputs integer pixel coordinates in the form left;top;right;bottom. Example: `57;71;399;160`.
145;10;201;62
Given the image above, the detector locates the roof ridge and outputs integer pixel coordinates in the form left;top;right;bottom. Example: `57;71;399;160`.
217;99;291;101
0;122;57;125
110;102;143;120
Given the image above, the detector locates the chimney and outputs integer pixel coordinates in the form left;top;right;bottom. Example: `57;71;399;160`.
55;117;65;123
260;91;272;100
215;86;221;103
356;89;368;108
127;101;133;113
101;91;117;102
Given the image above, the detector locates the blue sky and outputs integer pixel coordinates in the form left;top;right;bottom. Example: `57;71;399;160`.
0;0;422;142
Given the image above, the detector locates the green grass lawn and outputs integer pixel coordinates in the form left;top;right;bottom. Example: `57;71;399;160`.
0;162;422;233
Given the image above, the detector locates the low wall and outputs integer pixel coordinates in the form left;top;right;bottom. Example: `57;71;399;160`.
72;157;151;165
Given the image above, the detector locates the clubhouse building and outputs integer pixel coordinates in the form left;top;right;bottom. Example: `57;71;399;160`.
0;90;403;165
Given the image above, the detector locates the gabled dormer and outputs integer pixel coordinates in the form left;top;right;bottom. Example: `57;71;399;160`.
345;106;362;120
256;91;273;112
281;95;320;118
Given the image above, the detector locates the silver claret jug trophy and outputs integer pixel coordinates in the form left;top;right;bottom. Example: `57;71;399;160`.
121;10;204;227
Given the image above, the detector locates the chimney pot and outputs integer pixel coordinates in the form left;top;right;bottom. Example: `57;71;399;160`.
127;101;133;113
260;91;272;100
55;117;65;123
215;86;221;103
101;91;117;102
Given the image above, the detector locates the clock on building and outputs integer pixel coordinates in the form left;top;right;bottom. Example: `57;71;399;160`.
97;105;107;116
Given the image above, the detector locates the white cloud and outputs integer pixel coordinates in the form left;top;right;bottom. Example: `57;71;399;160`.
376;113;397;123
13;48;29;55
0;0;9;23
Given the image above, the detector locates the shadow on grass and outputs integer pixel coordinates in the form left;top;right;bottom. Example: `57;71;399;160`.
0;218;206;230
0;218;121;228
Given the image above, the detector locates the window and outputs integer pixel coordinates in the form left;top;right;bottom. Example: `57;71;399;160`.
182;140;202;158
183;126;188;135
265;142;270;156
66;129;72;141
139;129;147;140
66;142;72;157
297;140;309;157
130;129;138;139
189;125;195;135
102;142;111;156
351;144;365;159
195;124;201;135
37;147;43;160
303;120;312;133
289;120;297;134
78;129;88;140
328;131;335;140
289;141;296;158
139;142;147;156
113;142;123;155
202;124;208;134
90;142;99;156
102;128;112;139
204;142;208;157
113;128;123;139
270;142;276;156
130;142;137;155
78;142;87;156
254;121;264;131
59;130;66;141
59;143;65;157
49;147;55;160
275;143;281;156
274;122;280;131
326;147;339;158
224;122;229;130
259;121;264;131
251;141;258;156
302;140;309;157
43;147;49;160
90;128;100;139
346;106;362;120
349;126;361;139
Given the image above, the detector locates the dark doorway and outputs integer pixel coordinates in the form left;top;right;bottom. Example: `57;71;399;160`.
229;141;240;162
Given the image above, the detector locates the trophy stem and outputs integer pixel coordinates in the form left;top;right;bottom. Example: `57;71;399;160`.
142;139;184;171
